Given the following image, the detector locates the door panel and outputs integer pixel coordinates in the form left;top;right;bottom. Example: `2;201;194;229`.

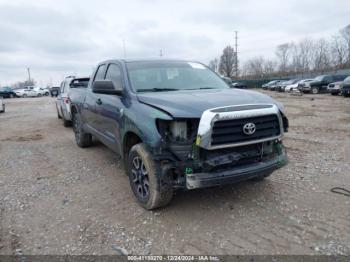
94;63;125;154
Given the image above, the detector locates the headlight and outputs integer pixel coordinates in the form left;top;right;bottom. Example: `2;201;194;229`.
275;101;285;114
156;119;198;143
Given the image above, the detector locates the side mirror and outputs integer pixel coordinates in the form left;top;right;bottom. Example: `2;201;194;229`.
92;80;122;95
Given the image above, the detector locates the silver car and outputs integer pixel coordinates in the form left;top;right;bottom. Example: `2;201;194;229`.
56;76;89;127
0;97;5;113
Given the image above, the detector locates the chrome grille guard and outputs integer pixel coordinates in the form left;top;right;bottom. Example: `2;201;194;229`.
195;104;284;150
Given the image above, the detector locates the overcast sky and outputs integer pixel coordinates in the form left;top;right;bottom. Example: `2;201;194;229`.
0;0;349;86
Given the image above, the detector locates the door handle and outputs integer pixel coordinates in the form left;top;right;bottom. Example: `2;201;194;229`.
96;98;102;105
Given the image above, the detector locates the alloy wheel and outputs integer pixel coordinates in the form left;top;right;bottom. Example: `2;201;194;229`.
131;156;150;200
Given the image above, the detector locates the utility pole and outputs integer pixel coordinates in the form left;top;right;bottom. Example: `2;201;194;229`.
122;39;127;59
234;31;238;78
27;67;31;82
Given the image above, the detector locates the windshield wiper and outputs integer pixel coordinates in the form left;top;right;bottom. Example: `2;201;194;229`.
137;88;180;92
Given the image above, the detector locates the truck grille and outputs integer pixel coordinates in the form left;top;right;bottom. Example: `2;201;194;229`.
211;114;280;146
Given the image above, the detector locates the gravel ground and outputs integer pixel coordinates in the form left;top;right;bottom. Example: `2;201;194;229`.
0;91;349;255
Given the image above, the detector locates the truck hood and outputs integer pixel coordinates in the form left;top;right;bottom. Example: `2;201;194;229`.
137;88;280;118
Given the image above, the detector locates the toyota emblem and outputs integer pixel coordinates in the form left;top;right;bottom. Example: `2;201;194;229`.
243;123;256;135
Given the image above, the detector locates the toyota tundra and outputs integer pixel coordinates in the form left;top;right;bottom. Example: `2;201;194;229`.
70;59;289;209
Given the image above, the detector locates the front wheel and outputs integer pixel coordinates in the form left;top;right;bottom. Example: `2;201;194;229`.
311;87;319;94
37;93;42;97
72;111;92;147
127;143;173;210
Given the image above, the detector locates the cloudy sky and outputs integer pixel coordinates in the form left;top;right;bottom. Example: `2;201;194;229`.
0;0;349;86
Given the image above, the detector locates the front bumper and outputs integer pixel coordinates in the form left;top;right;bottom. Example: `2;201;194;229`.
186;151;287;189
328;88;341;94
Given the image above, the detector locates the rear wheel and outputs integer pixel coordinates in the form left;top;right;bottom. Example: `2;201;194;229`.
63;117;71;127
72;111;92;147
23;94;27;98
127;143;173;210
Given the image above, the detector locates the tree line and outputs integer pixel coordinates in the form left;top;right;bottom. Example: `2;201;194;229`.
209;25;350;79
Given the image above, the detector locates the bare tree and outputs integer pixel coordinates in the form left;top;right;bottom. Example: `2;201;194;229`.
208;58;219;72
219;46;236;77
330;35;347;69
242;57;276;79
340;24;350;66
275;43;290;75
313;38;331;73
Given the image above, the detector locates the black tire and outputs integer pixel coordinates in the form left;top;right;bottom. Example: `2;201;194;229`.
63;119;71;127
45;92;49;96
22;94;27;98
331;93;338;96
127;143;173;210
72;111;92;147
311;87;319;94
37;93;42;97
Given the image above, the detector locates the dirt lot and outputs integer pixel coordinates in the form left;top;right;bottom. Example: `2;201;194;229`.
0;91;350;255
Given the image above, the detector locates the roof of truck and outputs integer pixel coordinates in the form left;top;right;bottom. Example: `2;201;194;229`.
100;58;199;64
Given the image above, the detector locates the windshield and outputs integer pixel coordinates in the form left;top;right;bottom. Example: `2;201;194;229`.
344;76;350;82
314;75;326;81
126;61;229;92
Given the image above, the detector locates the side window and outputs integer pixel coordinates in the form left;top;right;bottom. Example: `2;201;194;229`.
105;64;123;90
94;64;106;81
324;76;332;82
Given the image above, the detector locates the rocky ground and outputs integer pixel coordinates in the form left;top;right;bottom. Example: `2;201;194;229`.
0;91;349;255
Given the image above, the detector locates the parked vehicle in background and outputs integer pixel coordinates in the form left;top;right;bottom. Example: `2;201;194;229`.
56;76;89;127
276;80;289;92
34;87;50;96
341;76;350;97
0;87;16;98
15;86;41;97
278;79;299;92
221;76;233;85
0;97;5;113
285;79;313;92
70;59;289;209
299;75;348;94
262;80;277;90
268;80;284;91
231;81;247;89
327;79;346;95
50;86;60;97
